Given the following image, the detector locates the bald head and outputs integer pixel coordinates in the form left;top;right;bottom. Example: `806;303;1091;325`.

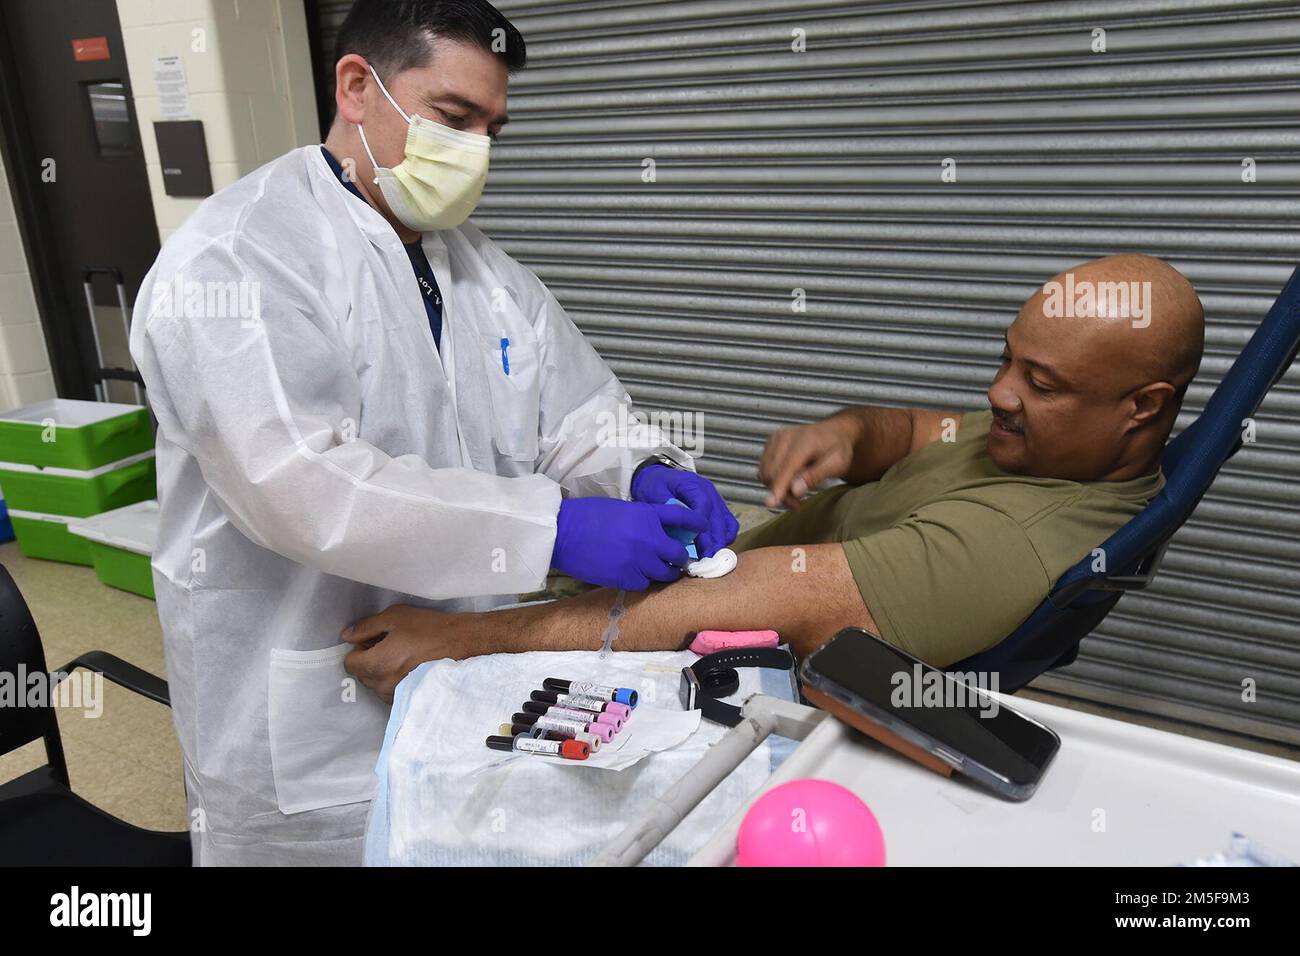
1057;254;1203;397
986;255;1205;482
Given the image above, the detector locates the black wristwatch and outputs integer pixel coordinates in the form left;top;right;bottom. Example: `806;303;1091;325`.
680;648;794;727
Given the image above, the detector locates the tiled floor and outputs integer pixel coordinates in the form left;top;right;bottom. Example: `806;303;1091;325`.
0;541;188;832
1;509;1295;839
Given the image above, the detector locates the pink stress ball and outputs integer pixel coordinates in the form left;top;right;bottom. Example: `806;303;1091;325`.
735;779;885;867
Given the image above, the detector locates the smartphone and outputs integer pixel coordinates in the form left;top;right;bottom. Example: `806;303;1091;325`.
801;628;1060;801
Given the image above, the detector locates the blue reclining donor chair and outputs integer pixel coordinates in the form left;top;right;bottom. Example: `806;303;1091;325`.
950;267;1300;693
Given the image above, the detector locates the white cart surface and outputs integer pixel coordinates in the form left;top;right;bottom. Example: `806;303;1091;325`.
686;694;1300;866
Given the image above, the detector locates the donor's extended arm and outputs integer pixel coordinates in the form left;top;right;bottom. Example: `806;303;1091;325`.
343;543;877;702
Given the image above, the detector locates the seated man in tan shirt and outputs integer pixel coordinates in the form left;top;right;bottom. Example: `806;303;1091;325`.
343;254;1205;701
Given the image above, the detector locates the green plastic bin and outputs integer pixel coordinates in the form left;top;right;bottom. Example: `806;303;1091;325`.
0;450;156;518
7;509;94;565
0;399;152;470
68;501;158;599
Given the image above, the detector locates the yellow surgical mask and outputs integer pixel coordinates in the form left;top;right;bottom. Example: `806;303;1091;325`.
357;66;491;232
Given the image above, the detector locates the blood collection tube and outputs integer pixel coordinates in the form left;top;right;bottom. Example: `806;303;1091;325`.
513;711;615;744
499;722;601;753
521;700;623;731
530;690;631;720
485;734;589;760
543;678;637;708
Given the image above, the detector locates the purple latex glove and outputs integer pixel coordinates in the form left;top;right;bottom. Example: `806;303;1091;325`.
631;464;739;559
551;497;709;591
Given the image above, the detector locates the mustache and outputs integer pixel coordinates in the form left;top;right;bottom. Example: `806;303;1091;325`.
992;410;1025;433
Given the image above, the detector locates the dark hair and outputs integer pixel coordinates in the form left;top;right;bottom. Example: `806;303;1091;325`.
334;0;526;81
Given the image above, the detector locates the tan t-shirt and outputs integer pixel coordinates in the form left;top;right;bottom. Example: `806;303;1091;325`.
733;409;1163;666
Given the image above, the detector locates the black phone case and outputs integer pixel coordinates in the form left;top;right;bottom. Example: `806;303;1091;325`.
801;627;1060;801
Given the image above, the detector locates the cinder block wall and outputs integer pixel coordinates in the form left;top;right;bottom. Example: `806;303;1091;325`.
0;1;320;413
115;0;319;245
0;153;56;410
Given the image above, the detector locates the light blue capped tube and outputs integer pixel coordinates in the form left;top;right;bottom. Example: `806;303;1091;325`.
666;496;699;561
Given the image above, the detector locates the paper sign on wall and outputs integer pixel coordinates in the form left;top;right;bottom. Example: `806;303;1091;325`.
153;55;192;121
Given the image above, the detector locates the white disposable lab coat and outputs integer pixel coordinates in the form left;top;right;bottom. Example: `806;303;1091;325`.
129;146;685;866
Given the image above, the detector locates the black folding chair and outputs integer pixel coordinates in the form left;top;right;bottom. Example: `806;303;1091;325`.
0;563;190;865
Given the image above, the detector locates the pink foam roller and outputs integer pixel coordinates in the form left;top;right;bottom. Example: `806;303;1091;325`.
690;629;779;655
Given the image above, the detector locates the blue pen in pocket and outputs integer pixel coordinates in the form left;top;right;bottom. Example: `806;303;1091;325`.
500;336;510;375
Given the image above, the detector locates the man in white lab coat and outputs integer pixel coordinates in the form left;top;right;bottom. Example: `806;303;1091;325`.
130;0;736;866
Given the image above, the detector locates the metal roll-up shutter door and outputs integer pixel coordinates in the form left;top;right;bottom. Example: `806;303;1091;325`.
307;1;1300;746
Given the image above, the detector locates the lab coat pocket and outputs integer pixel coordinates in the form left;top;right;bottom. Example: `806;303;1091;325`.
267;644;390;815
481;333;541;461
